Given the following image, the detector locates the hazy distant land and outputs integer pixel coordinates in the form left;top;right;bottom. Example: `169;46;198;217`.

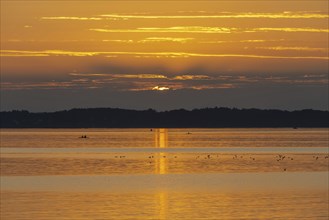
1;107;328;128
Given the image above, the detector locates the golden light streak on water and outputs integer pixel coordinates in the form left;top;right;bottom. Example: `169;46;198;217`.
155;128;168;175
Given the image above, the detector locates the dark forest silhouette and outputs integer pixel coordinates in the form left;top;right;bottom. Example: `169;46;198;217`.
1;107;328;128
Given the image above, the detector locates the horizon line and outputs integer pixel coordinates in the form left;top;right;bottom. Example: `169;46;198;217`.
2;106;328;114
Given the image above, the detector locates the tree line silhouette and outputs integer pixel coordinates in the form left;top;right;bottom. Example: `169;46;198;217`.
0;107;328;128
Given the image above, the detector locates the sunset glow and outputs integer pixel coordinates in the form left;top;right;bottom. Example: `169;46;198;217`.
1;0;328;111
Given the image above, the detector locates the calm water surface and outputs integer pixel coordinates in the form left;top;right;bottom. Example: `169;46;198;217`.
1;128;328;219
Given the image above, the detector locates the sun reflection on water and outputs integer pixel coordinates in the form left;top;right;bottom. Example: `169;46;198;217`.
154;128;169;219
154;128;168;175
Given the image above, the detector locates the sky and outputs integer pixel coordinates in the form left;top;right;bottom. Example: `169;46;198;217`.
1;0;328;112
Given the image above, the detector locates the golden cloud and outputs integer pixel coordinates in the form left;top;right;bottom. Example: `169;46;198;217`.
41;16;102;21
256;46;328;52
2;50;328;60
254;27;329;33
99;12;329;19
138;37;194;43
173;75;210;80
90;26;329;34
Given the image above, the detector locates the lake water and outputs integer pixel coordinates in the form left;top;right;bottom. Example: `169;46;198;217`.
1;128;328;219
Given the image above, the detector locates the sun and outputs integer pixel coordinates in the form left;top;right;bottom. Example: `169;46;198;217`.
152;86;170;91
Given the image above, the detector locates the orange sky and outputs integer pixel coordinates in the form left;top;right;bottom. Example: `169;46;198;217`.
1;1;328;111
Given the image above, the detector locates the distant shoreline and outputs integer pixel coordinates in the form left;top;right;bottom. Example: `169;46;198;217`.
1;107;328;128
1;127;328;129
